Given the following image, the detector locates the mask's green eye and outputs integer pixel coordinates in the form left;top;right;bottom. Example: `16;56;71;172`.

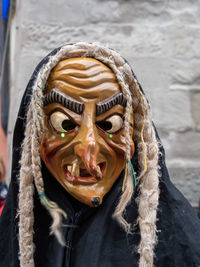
50;111;76;133
96;114;123;134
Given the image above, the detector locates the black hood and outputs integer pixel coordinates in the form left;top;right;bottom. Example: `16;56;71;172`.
0;44;200;267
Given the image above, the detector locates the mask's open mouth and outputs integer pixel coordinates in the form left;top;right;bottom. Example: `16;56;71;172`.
80;168;92;177
63;162;106;184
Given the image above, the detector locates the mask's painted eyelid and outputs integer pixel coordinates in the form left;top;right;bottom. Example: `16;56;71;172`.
96;124;111;135
57;126;78;137
96;112;124;122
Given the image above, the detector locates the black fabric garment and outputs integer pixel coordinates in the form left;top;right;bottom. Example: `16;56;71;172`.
0;46;200;267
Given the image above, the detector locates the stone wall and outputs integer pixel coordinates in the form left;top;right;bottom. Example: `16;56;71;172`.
8;0;200;206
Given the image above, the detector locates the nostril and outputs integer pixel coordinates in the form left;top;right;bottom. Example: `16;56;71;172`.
99;162;106;173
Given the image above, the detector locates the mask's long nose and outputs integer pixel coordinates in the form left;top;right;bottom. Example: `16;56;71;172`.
74;124;102;179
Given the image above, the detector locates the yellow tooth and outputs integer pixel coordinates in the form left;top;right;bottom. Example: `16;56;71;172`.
71;160;80;177
67;165;72;173
96;165;102;179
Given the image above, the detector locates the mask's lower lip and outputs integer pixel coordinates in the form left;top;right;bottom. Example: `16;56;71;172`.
63;162;106;184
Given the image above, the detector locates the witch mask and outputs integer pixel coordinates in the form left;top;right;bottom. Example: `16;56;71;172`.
40;58;135;207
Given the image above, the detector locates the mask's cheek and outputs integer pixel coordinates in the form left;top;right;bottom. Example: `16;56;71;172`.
40;118;77;161
100;128;134;154
96;128;135;172
40;133;71;187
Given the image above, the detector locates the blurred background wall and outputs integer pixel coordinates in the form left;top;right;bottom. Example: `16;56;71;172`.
7;0;200;207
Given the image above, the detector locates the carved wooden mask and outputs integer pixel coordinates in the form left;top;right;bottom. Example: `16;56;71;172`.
40;57;134;207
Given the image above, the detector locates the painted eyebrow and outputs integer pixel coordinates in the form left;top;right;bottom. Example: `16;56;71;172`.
96;93;127;116
43;88;84;114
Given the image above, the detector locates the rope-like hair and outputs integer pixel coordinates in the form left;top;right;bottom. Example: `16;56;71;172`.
18;43;160;267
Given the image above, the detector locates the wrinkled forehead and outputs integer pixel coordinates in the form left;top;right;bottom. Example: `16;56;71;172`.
45;57;121;101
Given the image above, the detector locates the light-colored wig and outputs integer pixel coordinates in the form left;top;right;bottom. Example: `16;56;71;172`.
18;43;160;267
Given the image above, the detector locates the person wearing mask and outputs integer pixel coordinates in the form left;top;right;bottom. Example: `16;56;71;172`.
0;43;200;267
